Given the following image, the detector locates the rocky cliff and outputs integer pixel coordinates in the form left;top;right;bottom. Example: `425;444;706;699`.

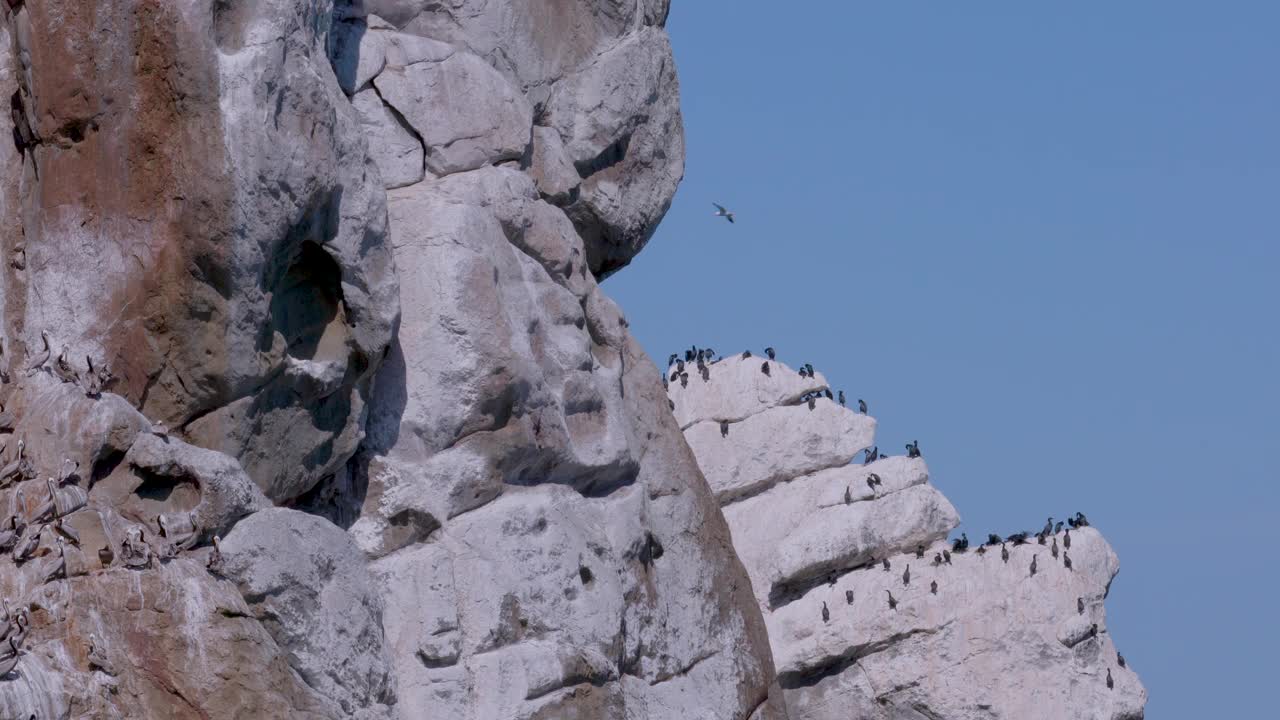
669;353;1148;719
0;1;782;718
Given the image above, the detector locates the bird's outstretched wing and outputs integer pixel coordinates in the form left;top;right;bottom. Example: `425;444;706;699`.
713;203;727;213
726;215;734;223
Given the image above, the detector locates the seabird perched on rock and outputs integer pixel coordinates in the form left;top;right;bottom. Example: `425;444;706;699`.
845;589;854;605
868;473;882;486
0;438;25;483
98;542;114;568
1090;623;1098;640
1064;530;1071;549
821;601;829;623
1063;552;1073;571
916;545;924;559
975;545;987;556
30;478;59;524
712;203;735;223
1077;597;1085;615
53;517;80;546
24;330;51;375
807;396;816;410
0;517;18;553
53;345;79;384
987;534;1003;546
741;350;751;359
1030;555;1038;577
88;633;115;675
765;347;776;360
932;553;942;567
207;535;224;573
882;558;890;571
1106;668;1114;690
823;388;833;400
838;390;845;406
42;537;67;583
1051;537;1059;559
886;590;898;611
1009;532;1029;546
862;447;878;465
667;353;678;367
844;486;853;504
0;636;21;677
931;580;938;595
760;361;770;376
1037;532;1046;546
857;399;867;414
942;550;952;565
906;440;921;458
1054;521;1064;535
1075;511;1090;527
804;363;814;376
797;366;808;379
1117;652;1126;668
669;369;679;382
679;373;688;389
1042;517;1054;537
0;404;13;433
719;421;729;438
1001;543;1009;564
902;564;910;586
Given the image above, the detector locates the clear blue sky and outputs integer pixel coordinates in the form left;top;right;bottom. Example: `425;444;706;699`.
606;2;1278;717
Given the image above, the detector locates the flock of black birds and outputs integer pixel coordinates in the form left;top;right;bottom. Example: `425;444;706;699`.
665;344;1128;690
665;346;919;458
823;511;1127;691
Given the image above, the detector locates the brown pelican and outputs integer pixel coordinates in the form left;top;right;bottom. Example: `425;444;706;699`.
88;633;115;675
712;203;735;223
23;330;51;375
0;516;18;552
53;345;79;384
42;537;67;583
0;438;25;483
58;458;79;485
206;535;223;573
0;637;21;677
31;478;60;523
52;517;80;546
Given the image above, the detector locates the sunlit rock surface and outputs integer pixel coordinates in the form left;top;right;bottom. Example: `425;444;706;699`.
672;354;1148;719
0;2;780;718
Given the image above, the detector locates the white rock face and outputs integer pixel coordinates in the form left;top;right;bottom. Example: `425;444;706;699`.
672;359;1148;719
0;2;778;719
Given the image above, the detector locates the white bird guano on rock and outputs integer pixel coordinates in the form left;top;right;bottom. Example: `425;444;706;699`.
669;352;1147;719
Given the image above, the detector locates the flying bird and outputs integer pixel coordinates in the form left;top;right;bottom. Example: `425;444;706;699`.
712;203;735;223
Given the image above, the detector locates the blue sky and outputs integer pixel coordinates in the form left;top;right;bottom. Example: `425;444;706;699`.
606;2;1279;716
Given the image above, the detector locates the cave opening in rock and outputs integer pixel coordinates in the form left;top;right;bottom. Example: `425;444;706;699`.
269;240;348;362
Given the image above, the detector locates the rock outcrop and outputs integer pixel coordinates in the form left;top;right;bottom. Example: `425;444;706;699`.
0;2;779;719
670;353;1148;719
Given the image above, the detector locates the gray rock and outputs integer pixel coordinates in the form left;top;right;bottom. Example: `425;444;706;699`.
121;432;271;541
351;88;425;189
546;27;685;276
221;508;395;715
672;344;1148;719
684;402;875;504
374;47;533;176
528;126;580;205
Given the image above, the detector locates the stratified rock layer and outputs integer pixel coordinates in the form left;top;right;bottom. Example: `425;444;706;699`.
0;2;780;719
670;353;1148;719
